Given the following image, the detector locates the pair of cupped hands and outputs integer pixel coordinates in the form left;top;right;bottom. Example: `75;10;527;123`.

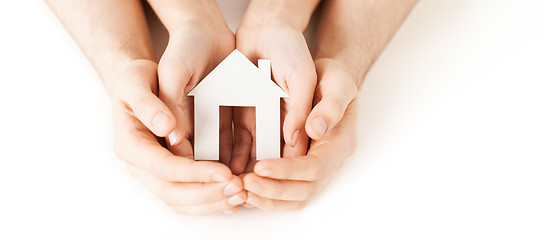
110;15;359;215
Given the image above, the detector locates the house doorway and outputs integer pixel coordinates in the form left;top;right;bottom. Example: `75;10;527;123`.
219;106;257;173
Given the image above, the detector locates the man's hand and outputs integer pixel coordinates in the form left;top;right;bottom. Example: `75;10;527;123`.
112;60;246;215
47;0;246;215
230;0;320;174
242;59;358;211
240;0;419;211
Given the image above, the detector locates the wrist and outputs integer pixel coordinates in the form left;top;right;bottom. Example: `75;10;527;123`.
314;57;363;88
240;0;319;31
104;59;157;98
148;0;228;34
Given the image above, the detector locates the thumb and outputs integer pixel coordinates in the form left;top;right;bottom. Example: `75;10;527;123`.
125;87;177;138
305;65;358;140
117;61;177;138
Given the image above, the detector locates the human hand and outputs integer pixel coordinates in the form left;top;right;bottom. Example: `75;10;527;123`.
157;14;236;160
242;58;359;211
112;60;246;215
231;15;317;174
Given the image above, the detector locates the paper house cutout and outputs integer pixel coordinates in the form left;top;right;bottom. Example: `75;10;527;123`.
188;49;288;161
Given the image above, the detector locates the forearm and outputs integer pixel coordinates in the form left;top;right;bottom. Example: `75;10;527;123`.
46;0;154;93
240;0;321;31
313;0;418;86
146;0;228;32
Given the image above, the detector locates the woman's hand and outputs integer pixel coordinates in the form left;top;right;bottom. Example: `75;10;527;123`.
242;58;358;211
112;60;246;215
157;18;235;160
231;11;317;174
145;0;236;165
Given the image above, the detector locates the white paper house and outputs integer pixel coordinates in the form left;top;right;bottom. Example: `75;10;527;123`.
188;49;288;161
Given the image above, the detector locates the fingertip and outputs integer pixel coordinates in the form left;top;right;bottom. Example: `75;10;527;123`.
283;111;309;147
222;207;239;215
243;202;254;208
231;161;246;175
241;172;258;187
305;115;328;140
254;161;274;177
227;192;246;206
245;192;262;207
151;111;176;137
198;161;233;182
212;170;232;182
167;130;180;146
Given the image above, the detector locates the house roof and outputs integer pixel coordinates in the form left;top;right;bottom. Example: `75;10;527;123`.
187;49;288;98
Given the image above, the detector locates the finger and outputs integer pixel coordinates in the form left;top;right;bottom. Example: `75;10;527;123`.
243;173;321;201
305;60;358;140
221;206;240;215
279;60;316;157
127;165;244;206
116;63;176;137
281;130;308;158
243;139;257;173
231;107;255;175
243;202;254;208
157;55;194;147
219;106;233;166
245;192;306;212
253;100;359;181
172;191;247;215
113;101;232;182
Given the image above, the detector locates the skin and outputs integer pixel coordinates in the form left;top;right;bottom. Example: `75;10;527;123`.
46;0;418;214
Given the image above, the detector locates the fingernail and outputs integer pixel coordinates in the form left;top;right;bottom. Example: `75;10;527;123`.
168;130;179;146
258;168;273;177
222;208;236;215
243;203;254;208
152;112;170;134
245;182;261;193
224;183;242;196
213;174;229;182
311;117;328;136
291;130;300;147
228;195;244;206
246;195;262;206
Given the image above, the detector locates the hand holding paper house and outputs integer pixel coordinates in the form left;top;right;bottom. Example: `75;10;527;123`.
188;50;288;161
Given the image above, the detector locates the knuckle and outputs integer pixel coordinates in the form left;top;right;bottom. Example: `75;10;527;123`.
152;157;177;182
282;158;298;179
327;99;345;123
271;185;285;199
343;77;359;99
202;187;220;203
132;93;149;110
264;199;276;211
309;166;327;181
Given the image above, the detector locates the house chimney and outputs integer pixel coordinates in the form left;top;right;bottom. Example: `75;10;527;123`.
258;59;271;80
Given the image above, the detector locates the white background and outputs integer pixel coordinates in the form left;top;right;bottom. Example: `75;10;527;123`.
1;1;543;239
